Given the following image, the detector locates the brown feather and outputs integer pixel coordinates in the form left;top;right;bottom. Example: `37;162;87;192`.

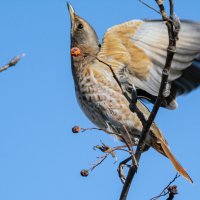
150;125;193;183
160;140;193;183
98;21;152;79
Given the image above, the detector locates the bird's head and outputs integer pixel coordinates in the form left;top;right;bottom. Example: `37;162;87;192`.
67;3;100;57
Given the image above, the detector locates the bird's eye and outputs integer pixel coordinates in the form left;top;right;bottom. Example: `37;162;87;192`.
78;24;84;29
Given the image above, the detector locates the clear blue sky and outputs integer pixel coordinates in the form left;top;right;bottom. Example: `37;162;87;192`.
0;1;200;200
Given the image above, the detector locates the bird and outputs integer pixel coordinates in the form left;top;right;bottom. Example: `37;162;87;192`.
67;3;199;182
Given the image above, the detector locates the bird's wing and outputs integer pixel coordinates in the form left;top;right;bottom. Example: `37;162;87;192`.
98;20;200;96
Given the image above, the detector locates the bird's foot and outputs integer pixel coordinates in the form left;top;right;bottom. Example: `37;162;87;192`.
117;156;134;184
131;88;138;105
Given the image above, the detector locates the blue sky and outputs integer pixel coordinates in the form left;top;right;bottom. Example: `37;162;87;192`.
0;0;200;199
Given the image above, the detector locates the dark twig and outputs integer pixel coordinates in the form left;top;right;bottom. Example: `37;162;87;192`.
119;1;179;199
169;0;174;19
95;57;124;94
0;53;25;73
150;173;180;200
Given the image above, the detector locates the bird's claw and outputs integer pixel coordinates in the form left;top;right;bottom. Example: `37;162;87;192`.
117;161;132;184
117;163;126;184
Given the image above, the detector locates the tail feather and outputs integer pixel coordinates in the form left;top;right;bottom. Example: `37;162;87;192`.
138;102;193;183
160;140;193;183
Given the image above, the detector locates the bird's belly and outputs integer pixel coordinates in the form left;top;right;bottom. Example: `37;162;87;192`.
75;91;108;129
75;86;143;145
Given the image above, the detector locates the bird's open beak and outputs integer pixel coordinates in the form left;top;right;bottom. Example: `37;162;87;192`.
67;2;75;23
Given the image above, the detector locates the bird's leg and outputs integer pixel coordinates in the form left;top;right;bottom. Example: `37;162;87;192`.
117;144;150;184
117;156;132;184
131;88;138;105
122;84;138;105
127;87;138;112
128;87;147;125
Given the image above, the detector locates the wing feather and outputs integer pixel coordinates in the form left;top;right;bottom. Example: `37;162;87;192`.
98;19;200;97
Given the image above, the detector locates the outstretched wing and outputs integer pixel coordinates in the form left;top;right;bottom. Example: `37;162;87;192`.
98;20;200;99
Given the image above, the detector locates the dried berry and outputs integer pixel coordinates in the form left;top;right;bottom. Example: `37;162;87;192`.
80;170;89;177
72;126;81;133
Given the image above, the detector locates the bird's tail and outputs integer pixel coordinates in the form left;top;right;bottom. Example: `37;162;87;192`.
159;140;193;183
137;100;193;183
151;126;193;183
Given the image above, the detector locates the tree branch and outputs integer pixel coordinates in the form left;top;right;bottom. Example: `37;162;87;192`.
0;53;25;73
119;1;179;199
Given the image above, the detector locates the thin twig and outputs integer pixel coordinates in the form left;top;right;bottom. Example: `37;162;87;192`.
150;173;180;200
80;138;135;175
0;53;25;73
169;0;174;19
95;57;124;94
139;0;160;14
138;0;175;24
92;144;132;170
90;153;109;171
73;125;136;157
78;126;137;161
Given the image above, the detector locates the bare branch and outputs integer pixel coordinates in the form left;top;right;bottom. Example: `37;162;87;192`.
0;53;25;73
119;1;179;199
